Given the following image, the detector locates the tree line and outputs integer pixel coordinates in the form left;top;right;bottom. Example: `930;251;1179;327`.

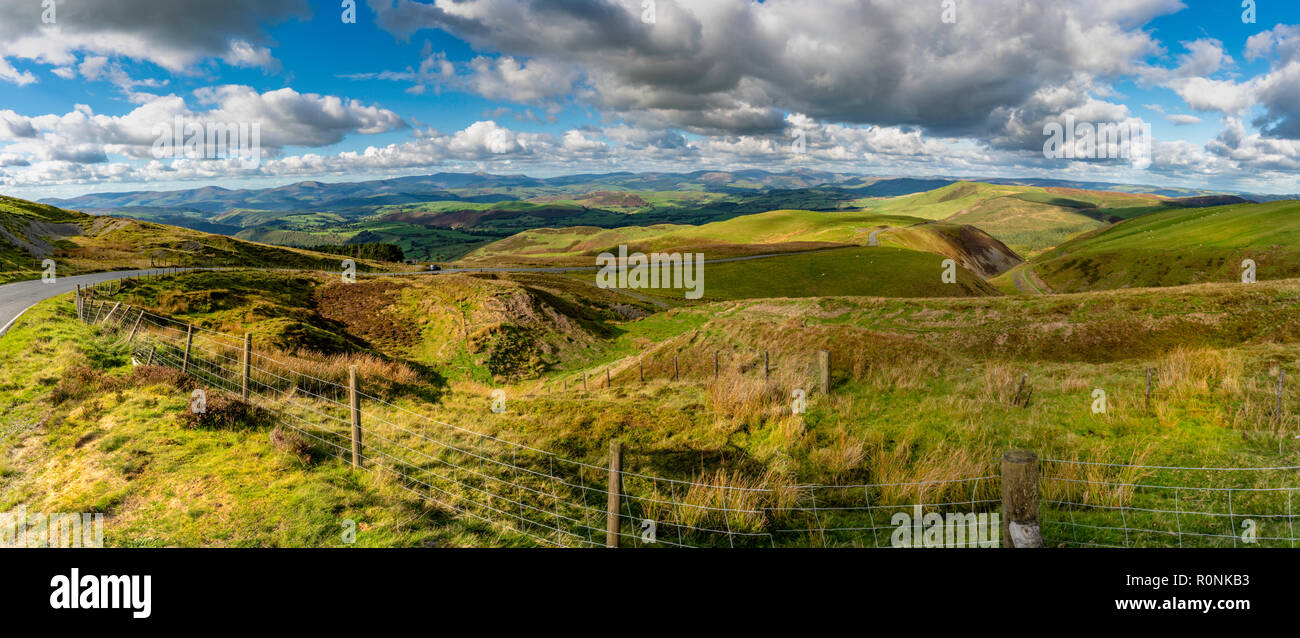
305;242;405;262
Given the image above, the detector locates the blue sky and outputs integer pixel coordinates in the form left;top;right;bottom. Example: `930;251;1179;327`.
1;0;1298;198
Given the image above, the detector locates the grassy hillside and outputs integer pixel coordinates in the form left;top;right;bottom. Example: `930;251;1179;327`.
8;265;1300;546
467;208;1023;280
87;269;660;384
566;246;999;301
465;180;1190;278
861;182;1174;256
0;299;516;547
1030;199;1300;291
0;194;400;283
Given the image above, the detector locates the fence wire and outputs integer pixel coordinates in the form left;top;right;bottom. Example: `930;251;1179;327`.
74;293;1004;548
1040;458;1300;548
83;291;1300;549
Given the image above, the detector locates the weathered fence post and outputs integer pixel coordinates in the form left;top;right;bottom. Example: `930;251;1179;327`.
181;325;193;374
349;365;362;468
241;333;251;401
1011;374;1029;407
606;440;622;548
673;355;679;381
1001;449;1044;548
605;367;611;388
102;301;121;324
127;309;144;342
583;372;588;392
714;350;719;381
639;359;644;384
145;345;155;365
817;350;831;394
764;351;770;380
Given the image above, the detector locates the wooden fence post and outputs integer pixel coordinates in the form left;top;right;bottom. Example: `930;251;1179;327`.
145;345;155;365
674;355;679;381
606;440;622;548
1001;449;1044;548
714;351;719;380
639;359;644;384
764;351;770;380
241;333;251;401
605;367;611;388
817;350;831;394
181;325;193;374
583;372;588;392
102;301;121;324
349;365;362;468
127;309;144;342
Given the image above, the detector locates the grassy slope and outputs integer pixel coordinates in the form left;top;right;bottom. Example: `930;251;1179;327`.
1031;199;1300;292
9;269;1300;546
465;209;928;262
861;182;1171;257
91;269;660;385
0;194;397;283
463;208;1022;284
0;298;513;547
565;246;999;302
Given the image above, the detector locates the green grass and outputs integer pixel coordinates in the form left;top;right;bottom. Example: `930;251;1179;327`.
0;194;404;282
1031;199;1300;291
12;260;1300;546
565;246;999;302
860;182;1179;256
0;297;519;546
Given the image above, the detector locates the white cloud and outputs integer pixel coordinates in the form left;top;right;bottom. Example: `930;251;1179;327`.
0;0;309;80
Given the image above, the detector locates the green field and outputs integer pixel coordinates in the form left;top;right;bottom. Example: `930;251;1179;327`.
859;182;1176;256
1031;199;1300;291
566;246;999;301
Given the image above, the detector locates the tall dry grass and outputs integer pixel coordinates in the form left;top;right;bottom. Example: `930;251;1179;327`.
1039;443;1155;509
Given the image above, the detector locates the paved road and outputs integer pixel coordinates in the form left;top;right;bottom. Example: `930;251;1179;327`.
0;269;195;337
1009;264;1052;295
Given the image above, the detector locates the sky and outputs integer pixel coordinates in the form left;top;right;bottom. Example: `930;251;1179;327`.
1;0;1298;199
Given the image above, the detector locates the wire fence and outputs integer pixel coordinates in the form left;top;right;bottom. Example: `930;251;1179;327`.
70;290;1300;548
1040;458;1300;548
75;292;999;548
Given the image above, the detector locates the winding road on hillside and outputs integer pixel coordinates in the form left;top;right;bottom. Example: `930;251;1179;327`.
1009;264;1054;294
0;269;193;337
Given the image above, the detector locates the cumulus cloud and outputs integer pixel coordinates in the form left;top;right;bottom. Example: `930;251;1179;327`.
369;0;1175;139
0;87;406;168
0;0;309;79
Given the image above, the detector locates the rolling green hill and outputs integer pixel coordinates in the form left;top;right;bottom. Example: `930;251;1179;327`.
468;207;1024;286
0;194;400;283
567;246;1001;301
859;182;1179;257
1028;199;1300;292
